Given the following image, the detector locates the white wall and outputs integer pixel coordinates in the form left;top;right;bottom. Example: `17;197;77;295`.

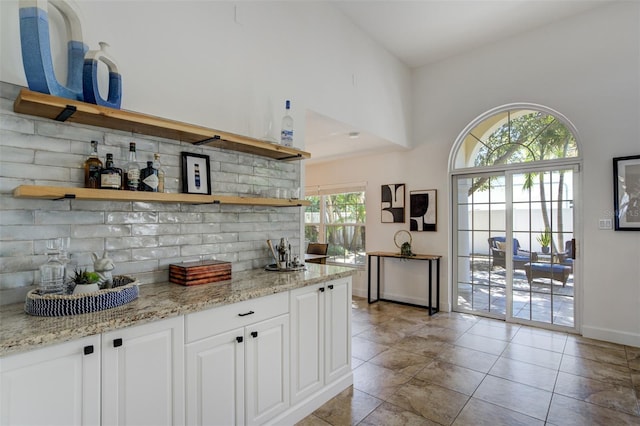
307;1;640;347
0;0;411;150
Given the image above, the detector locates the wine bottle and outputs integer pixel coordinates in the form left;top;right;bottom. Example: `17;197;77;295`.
280;100;293;147
154;153;165;193
140;161;159;192
100;153;123;190
83;140;103;188
125;142;141;191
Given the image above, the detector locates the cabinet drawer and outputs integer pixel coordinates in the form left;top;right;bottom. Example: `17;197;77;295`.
185;292;288;343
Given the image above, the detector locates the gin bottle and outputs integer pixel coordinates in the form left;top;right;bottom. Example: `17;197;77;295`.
280;100;293;147
140;161;159;192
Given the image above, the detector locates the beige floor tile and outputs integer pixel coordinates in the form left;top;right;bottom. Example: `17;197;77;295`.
394;335;455;358
385;378;469;425
560;354;633;387
359;402;439;426
412;324;465;342
312;386;382;426
368;348;433;377
353;362;412;400
351;318;374;336
473;375;552;420
426;314;478;333
357;325;411;346
554;371;640;416
454;333;508;356
466;322;520;341
452;397;544;426
564;339;629;367
352;336;389;361
489;356;558;391
295;414;332;426
626;346;640;371
510;327;567;353
502;342;563;370
415;359;485;395
436;345;499;373
547;393;640;426
352;357;365;369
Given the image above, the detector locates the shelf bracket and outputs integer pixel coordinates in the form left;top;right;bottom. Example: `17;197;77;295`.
194;135;221;146
53;193;76;200
278;153;303;161
55;105;77;122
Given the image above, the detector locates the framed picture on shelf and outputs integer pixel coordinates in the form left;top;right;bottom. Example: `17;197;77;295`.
181;152;211;195
613;155;640;231
381;184;405;223
410;189;437;231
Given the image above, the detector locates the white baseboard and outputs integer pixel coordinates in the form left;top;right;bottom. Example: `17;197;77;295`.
582;325;640;348
266;373;353;426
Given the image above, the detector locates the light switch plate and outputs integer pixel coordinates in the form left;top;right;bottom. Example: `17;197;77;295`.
599;218;612;229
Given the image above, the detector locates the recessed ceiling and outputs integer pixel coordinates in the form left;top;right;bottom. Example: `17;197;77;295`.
305;0;612;163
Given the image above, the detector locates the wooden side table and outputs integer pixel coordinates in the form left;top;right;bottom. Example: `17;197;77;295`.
367;251;442;315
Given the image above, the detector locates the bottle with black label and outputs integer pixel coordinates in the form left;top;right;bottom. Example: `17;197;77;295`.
125;142;141;191
140;161;159;192
83;140;103;188
100;153;123;190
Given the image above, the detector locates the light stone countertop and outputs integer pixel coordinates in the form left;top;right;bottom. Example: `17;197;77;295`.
0;264;356;357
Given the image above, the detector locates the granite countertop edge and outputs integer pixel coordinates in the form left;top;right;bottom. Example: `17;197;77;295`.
0;265;356;357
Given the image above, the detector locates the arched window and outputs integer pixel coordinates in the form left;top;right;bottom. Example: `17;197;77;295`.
452;106;579;170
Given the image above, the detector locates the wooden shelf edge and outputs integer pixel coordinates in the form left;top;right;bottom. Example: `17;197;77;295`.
13;185;310;207
13;89;311;161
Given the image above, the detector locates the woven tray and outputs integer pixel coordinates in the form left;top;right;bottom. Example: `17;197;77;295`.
25;276;139;317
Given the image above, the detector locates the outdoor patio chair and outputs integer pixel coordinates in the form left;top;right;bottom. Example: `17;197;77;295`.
488;237;537;270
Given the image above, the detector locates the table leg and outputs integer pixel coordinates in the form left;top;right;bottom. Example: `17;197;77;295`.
428;259;433;315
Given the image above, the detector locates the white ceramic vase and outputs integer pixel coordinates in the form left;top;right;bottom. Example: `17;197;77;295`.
73;283;100;294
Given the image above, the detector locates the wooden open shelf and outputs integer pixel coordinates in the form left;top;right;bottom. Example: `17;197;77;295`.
13;185;310;207
13;89;311;161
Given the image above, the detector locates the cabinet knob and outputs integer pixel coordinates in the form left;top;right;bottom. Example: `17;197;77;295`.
251;331;258;338
328;284;334;290
319;287;325;292
84;345;94;355
236;336;243;343
113;338;123;348
238;310;255;317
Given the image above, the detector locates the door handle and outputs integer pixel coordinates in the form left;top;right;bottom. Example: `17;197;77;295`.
238;311;255;317
571;238;576;260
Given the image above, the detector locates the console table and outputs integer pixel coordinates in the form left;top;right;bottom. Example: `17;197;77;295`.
367;251;441;315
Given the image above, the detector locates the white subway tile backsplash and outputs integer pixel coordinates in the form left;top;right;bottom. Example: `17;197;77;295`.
72;224;131;238
36;211;105;225
0;146;35;164
0;271;36;290
0;130;72;153
36;120;104;142
158;212;202;223
1;163;70;181
105;236;158;250
107;212;158;224
158;234;202;246
0;241;33;257
131;224;181;236
1;225;70;241
0;210;34;225
0;113;35;134
132;246;181;261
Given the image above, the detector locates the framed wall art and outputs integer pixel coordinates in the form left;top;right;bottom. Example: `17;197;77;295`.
381;184;405;223
410;189;437;231
181;152;211;195
613;155;640;231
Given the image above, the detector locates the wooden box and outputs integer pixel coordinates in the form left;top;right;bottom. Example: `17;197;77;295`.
169;260;232;286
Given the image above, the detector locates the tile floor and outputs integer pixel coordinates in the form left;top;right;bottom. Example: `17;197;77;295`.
297;297;640;426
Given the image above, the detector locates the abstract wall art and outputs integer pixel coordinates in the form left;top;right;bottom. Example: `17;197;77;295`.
381;183;405;223
410;189;437;231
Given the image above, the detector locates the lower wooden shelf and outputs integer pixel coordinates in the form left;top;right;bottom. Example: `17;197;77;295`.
12;185;309;207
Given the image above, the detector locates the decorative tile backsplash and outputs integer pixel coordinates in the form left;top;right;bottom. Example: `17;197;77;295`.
0;82;301;305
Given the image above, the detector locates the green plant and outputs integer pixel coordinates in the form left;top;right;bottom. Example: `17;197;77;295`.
536;228;551;247
71;267;100;285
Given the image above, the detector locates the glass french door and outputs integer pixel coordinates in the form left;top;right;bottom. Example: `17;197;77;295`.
453;166;577;329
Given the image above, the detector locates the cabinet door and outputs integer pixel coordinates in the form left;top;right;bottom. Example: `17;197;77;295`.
325;278;352;384
0;335;101;426
102;316;184;426
245;314;290;426
289;283;324;404
185;327;245;426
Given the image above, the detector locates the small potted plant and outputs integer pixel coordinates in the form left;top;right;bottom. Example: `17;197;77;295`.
71;267;101;294
536;228;551;254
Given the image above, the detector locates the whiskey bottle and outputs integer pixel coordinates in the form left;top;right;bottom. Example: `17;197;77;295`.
83;140;103;188
154;153;165;193
140;161;159;192
125;142;141;191
100;153;123;190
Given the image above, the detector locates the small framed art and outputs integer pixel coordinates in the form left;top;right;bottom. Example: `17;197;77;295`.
613;155;640;231
410;189;437;231
381;184;405;223
181;152;211;195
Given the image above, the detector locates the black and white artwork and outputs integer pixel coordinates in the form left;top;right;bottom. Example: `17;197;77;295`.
381;184;405;223
613;155;640;231
410;190;437;231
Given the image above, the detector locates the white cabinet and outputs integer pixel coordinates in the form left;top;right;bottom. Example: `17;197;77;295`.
0;335;101;426
185;292;290;426
290;277;351;404
102;316;185;426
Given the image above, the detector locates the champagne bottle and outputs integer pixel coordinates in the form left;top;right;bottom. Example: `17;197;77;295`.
83;140;103;188
100;153;123;190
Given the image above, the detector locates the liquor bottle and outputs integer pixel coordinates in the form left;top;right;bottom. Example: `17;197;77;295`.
280;99;293;147
100;153;123;190
154;153;165;193
125;142;141;191
140;161;159;192
83;140;103;188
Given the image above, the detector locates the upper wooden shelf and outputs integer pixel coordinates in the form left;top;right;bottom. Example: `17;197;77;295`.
13;185;310;207
13;89;311;161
